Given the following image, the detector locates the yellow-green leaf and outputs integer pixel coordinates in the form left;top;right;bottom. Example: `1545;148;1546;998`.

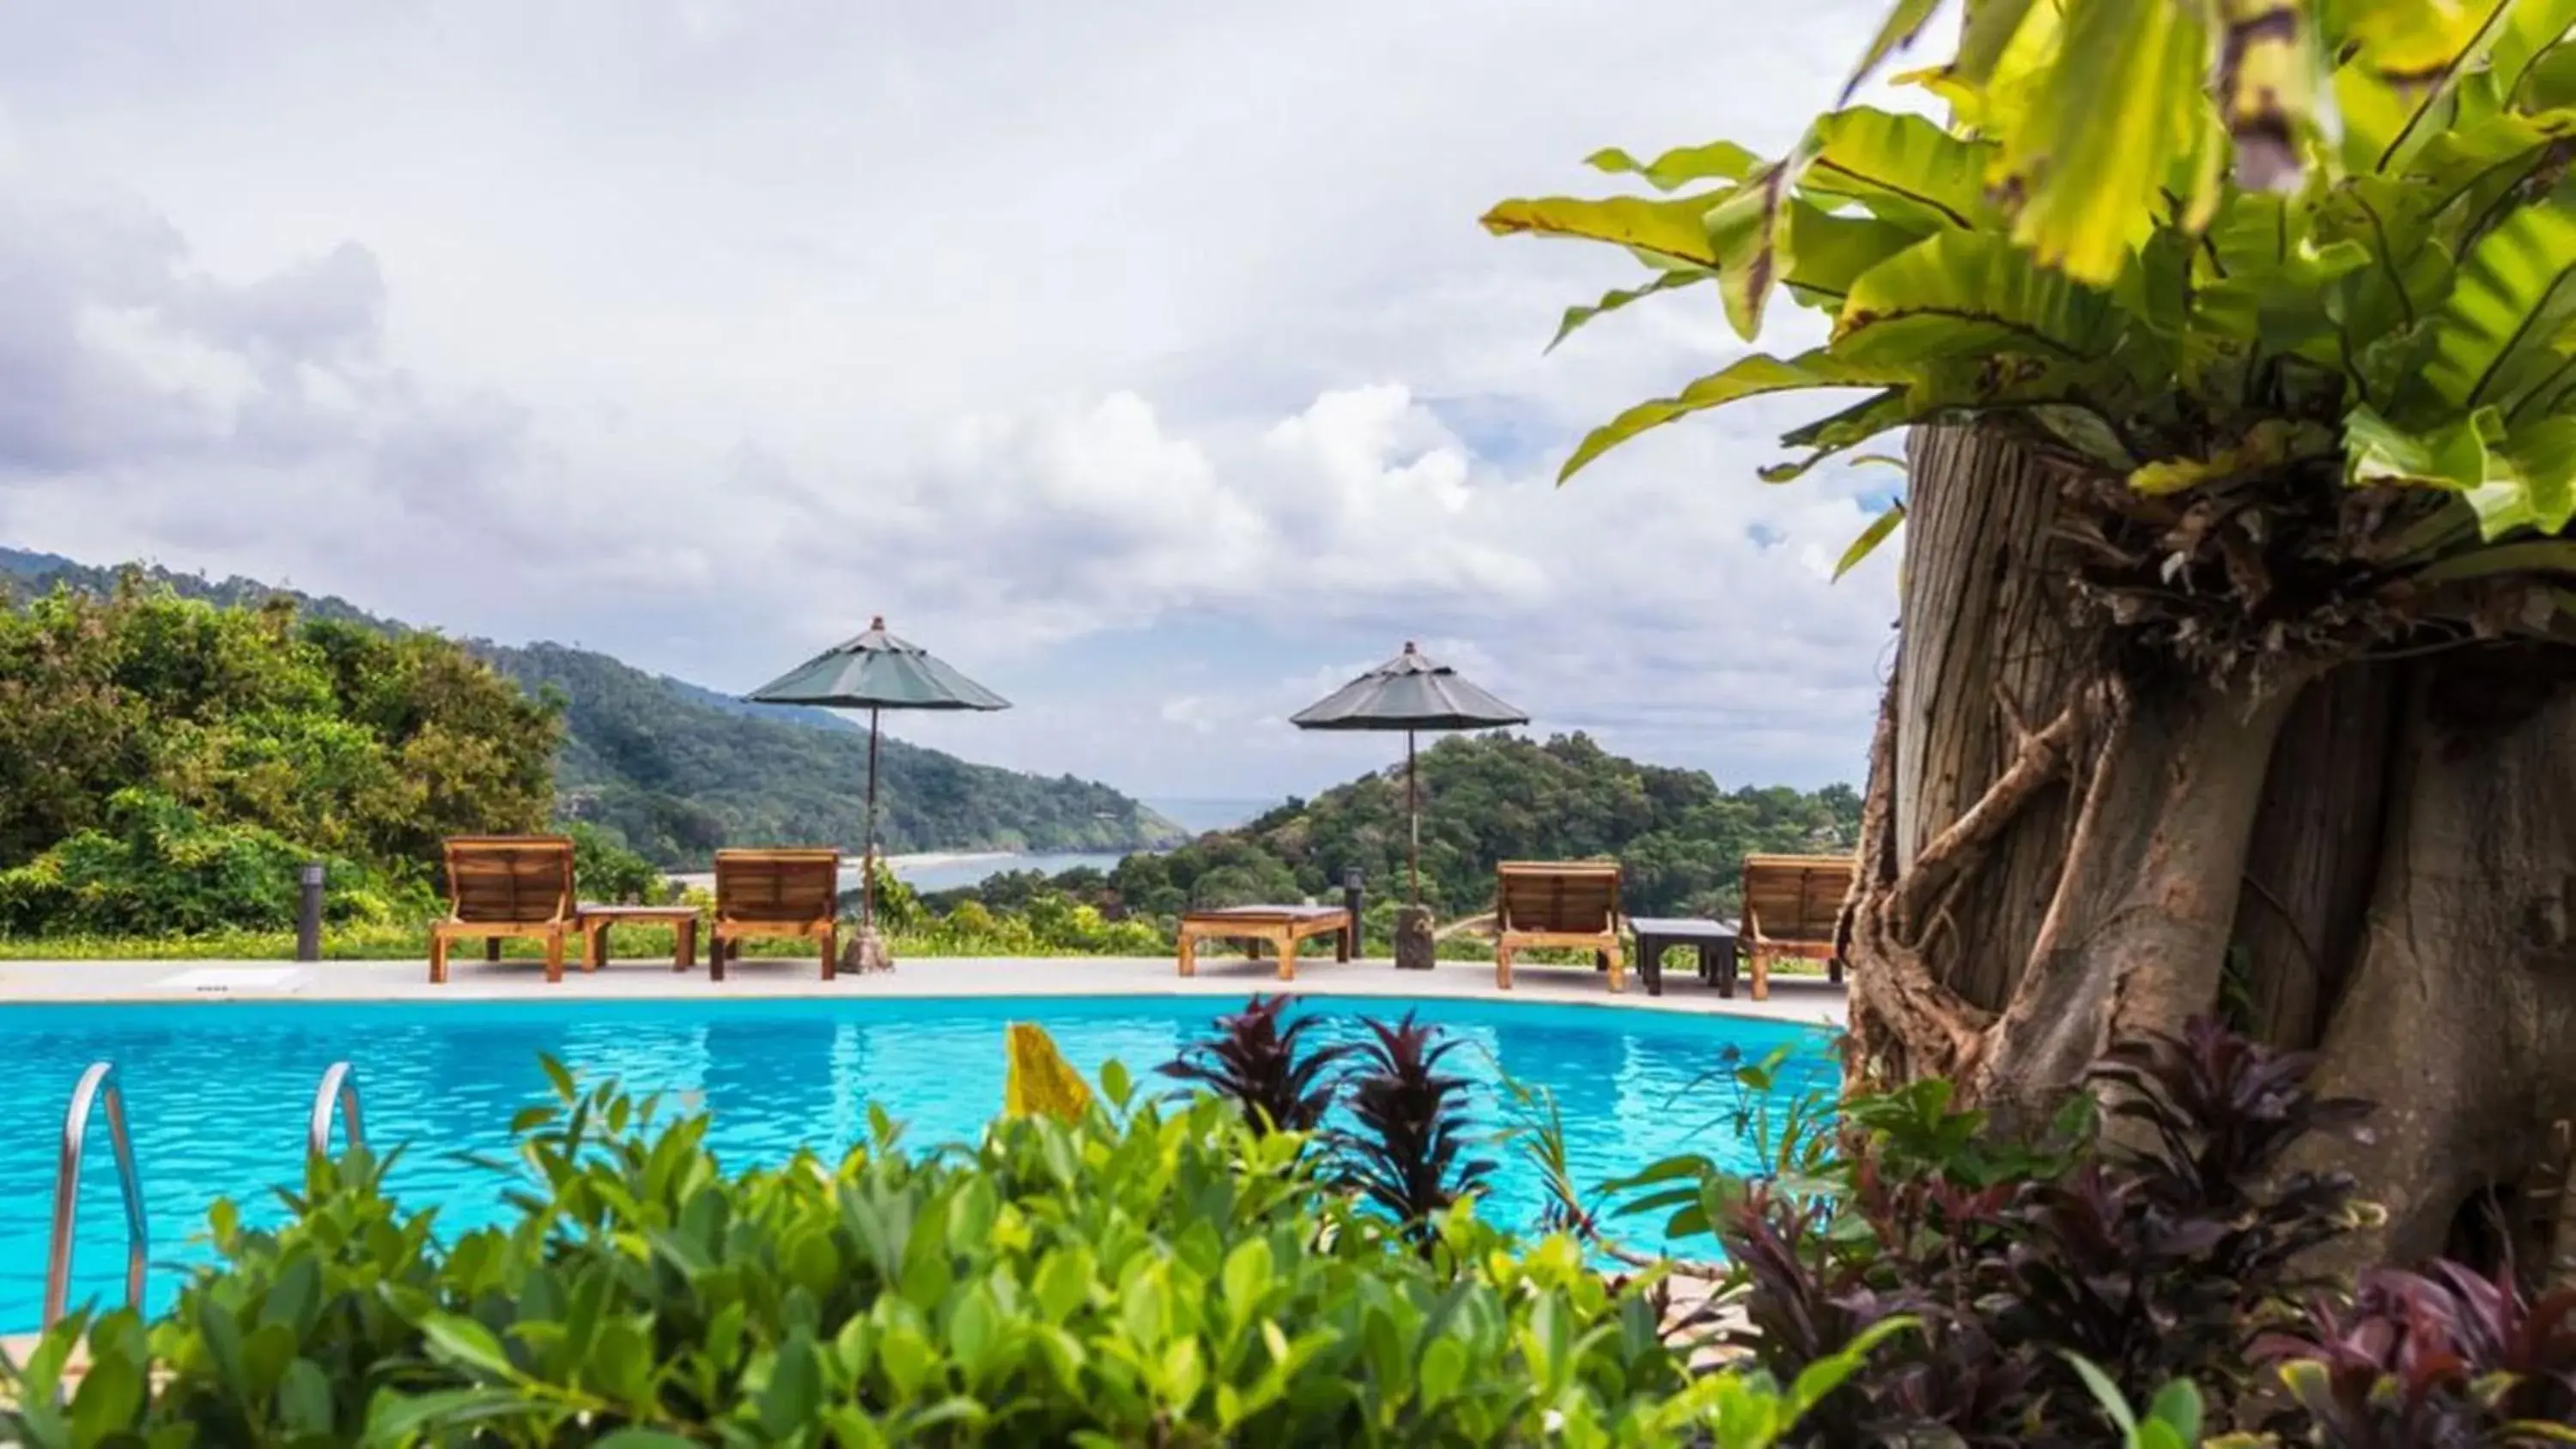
2422;184;2576;409
1833;230;2114;364
1003;1024;1094;1121
1546;271;1709;353
2001;0;2209;282
1949;0;2041;87
2344;401;2500;491
2348;0;2527;175
1704;155;1806;340
1804;106;2000;232
1782;202;1926;306
1583;140;1762;190
2470;413;2576;535
1559;349;1905;482
1835;501;1906;579
1480;191;1731;269
1845;0;1950;100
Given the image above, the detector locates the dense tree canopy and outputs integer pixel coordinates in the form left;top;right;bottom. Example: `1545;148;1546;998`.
1094;733;1859;921
0;578;559;934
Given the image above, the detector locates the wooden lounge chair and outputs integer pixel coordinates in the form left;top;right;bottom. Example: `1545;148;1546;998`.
1494;861;1626;991
710;848;842;981
430;835;577;985
1741;852;1856;1000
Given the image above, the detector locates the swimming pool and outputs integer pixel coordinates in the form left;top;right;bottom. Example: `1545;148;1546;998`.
0;994;1840;1329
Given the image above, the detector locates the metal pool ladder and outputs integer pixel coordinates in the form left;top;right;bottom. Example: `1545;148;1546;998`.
307;1061;368;1161
43;1062;147;1331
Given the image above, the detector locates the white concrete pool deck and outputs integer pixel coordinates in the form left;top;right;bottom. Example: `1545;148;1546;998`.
0;953;1847;1026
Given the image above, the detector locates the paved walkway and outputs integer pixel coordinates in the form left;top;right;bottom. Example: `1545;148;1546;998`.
0;953;1847;1027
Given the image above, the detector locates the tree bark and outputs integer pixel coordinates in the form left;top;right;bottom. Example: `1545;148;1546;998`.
1856;423;2576;1272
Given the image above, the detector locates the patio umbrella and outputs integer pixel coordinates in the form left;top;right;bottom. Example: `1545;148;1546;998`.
1291;642;1528;907
747;618;1010;942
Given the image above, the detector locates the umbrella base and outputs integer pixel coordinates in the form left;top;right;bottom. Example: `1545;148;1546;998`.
841;925;894;974
1393;906;1436;971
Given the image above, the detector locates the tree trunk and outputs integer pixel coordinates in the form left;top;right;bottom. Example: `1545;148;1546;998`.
1852;423;2576;1274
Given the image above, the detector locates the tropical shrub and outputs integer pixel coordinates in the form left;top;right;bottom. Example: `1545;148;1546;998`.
566;821;669;905
1336;1014;1499;1244
3;1056;1894;1447
0;789;421;937
1159;993;1354;1136
2256;1260;2576;1445
0;579;557;937
1616;1017;2385;1444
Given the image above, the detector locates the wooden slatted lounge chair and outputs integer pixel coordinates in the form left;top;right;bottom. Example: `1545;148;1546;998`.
710;848;842;981
1740;852;1856;1000
1494;860;1626;991
430;835;577;984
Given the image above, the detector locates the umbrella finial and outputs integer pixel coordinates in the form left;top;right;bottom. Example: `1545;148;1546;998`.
1403;640;1417;653
870;615;886;630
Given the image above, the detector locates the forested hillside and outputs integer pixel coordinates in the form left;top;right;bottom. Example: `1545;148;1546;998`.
490;644;1183;861
0;550;1186;865
944;732;1859;925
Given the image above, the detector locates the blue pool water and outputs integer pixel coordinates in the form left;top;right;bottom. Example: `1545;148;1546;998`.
0;994;1839;1329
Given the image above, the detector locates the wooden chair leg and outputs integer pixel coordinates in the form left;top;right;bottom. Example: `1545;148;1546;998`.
1607;942;1625;994
584;924;605;973
486;937;503;963
429;933;448;985
1275;929;1296;982
821;926;838;981
677;919;696;973
1752;949;1771;1002
1177;930;1198;978
712;931;727;983
1496;944;1515;991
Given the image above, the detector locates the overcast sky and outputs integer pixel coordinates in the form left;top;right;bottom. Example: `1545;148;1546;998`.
0;0;1905;802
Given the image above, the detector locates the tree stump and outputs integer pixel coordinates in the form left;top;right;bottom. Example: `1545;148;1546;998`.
1394;906;1436;971
841;925;893;974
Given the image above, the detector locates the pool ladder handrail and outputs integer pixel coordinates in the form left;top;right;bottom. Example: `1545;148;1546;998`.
307;1061;368;1161
43;1062;148;1331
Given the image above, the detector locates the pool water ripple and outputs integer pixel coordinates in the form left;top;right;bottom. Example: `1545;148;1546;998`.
0;995;1839;1329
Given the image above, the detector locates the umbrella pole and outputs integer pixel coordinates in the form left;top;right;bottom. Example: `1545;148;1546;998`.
1406;728;1419;908
864;706;881;934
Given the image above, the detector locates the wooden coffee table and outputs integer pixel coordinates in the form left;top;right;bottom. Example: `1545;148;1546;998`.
1177;906;1353;982
1627;917;1741;998
577;905;702;973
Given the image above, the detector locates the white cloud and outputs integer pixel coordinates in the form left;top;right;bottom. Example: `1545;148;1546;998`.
0;0;1903;801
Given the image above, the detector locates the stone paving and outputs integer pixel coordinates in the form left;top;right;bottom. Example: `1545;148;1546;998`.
0;952;1847;1026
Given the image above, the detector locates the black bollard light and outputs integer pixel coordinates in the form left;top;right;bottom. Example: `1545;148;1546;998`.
1341;866;1364;963
296;861;325;962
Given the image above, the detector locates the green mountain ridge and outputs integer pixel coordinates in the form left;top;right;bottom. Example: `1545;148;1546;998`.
0;548;1188;865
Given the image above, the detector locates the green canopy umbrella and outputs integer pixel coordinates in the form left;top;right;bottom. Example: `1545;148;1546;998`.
1291;642;1528;907
747;618;1011;941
